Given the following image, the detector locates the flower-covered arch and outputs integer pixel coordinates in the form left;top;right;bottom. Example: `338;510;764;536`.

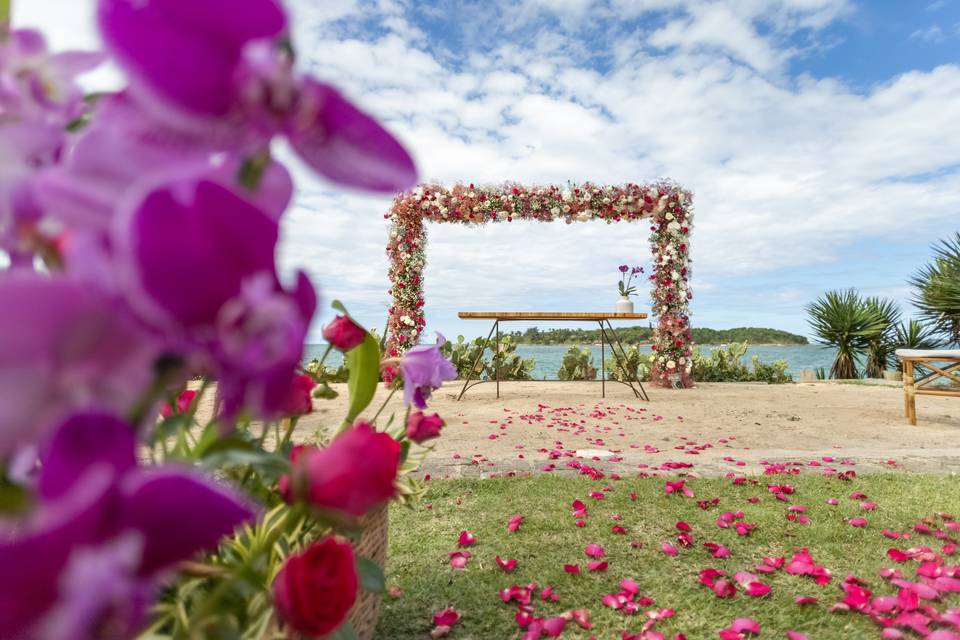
385;182;695;388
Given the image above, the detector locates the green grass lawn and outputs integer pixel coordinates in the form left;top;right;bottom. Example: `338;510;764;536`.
378;473;960;639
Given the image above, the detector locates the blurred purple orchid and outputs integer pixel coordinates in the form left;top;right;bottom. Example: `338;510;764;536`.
0;411;254;639
0;273;160;456
399;333;457;409
96;0;417;193
115;175;315;418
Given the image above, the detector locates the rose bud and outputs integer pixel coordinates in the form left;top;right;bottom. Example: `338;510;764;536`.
406;411;445;444
283;373;316;416
274;537;358;637
322;314;366;351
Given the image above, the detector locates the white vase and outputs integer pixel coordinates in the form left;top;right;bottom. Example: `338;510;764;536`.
615;296;634;314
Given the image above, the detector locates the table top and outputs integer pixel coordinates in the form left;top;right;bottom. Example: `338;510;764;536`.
458;311;649;320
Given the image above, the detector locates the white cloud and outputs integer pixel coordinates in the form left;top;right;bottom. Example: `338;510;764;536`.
910;25;946;43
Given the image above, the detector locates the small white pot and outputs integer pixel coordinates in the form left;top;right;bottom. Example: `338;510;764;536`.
615;296;634;314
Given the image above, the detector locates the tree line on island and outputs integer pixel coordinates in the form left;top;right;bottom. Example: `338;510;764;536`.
505;326;808;346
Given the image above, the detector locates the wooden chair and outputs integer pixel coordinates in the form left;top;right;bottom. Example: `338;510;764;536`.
896;349;960;425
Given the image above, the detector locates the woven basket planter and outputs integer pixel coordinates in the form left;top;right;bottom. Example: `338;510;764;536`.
346;502;390;640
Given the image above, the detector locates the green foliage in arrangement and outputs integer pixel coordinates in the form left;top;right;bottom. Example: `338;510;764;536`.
507;326;807;345
910;232;960;346
557;346;598;380
438;335;536;381
604;345;652;382
691;342;791;384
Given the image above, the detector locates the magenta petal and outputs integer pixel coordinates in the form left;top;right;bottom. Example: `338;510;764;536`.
122;178;278;328
120;469;254;575
0;469;115;638
287;79;417;193
39;412;136;501
731;617;761;634
98;0;286;119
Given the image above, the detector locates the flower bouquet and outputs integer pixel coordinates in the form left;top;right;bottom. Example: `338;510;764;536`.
0;1;457;638
617;264;645;298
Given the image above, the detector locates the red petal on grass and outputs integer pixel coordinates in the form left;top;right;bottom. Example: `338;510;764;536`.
542;616;566;637
713;580;736;598
458;530;477;547
860;502;878;510
496;555;518;572
585;543;605;558
572;499;587;516
731;618;761;634
704;542;731;558
432;608;460;626
449;551;471;569
575;519;586;527
570;608;593;630
888;548;909;563
745;582;771;597
848;517;868;528
563;564;580;574
661;542;679;557
676;521;692;532
699;568;726;587
795;595;818;605
786;631;809;640
826;498;839;506
620;578;640;594
508;515;524;533
589;491;605;500
612;525;627;535
587;560;608;572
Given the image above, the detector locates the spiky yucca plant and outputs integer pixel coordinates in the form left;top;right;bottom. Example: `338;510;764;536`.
863;297;901;378
806;289;886;379
894;318;942;376
910;233;960;346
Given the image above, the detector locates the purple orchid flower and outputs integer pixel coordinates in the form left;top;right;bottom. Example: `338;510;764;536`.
115;174;315;418
96;0;416;193
0;272;160;456
399;333;457;409
0;411;254;639
618;264;629;273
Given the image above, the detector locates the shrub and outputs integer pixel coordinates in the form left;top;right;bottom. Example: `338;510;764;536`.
557;346;598;380
439;335;534;381
605;345;651;382
910;232;960;346
806;289;886;379
691;342;790;384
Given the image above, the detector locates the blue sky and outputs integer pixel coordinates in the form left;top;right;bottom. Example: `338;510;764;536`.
15;0;960;341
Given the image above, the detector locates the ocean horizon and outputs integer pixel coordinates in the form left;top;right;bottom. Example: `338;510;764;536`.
304;343;836;381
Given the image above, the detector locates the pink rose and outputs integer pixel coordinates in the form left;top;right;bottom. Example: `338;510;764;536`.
274;537;358;637
406;411;444;444
322;314;366;351
283;373;315;416
290;422;399;517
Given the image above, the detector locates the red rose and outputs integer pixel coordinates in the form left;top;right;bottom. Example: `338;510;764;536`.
406;411;445;444
322;315;366;351
274;537;358;637
283;373;315;416
160;389;197;418
291;421;400;517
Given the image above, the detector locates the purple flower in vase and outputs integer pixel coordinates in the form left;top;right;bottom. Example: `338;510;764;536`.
96;0;417;193
115;173;315;419
0;411;254;639
399;333;457;409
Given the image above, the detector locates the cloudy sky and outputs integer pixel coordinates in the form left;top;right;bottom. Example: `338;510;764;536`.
15;0;960;341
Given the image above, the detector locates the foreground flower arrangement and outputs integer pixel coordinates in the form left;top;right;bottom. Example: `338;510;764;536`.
0;1;457;637
385;182;695;387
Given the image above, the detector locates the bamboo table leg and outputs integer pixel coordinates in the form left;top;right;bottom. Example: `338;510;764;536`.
902;358;916;425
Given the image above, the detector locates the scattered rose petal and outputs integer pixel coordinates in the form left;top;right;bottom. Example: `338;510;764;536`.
458;530;477;547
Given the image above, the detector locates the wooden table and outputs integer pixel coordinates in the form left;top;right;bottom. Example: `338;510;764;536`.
456;311;650;401
896;349;960;425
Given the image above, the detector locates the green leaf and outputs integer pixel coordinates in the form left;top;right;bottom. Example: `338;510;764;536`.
356;556;386;593
344;332;381;424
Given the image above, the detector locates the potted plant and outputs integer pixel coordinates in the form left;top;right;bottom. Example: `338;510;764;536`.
616;265;644;313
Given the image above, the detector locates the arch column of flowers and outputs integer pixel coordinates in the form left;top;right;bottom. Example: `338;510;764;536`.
384;181;695;388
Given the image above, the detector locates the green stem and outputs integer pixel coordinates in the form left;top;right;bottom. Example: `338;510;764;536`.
369;386;397;426
278;417;299;450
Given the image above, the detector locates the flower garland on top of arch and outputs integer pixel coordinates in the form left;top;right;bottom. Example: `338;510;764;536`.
384;181;695;387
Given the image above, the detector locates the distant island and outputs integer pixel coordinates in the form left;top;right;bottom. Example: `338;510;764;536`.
505;326;808;346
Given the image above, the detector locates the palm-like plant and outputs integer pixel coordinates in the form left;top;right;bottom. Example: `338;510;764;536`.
863;297;901;378
894;318;942;375
910;233;960;346
806;289;887;379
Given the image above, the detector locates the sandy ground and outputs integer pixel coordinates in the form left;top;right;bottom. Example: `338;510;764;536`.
288;380;960;478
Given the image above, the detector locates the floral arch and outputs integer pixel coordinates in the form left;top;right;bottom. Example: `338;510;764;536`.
384;181;695;388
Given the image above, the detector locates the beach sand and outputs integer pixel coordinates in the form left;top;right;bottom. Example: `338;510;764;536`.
283;380;960;478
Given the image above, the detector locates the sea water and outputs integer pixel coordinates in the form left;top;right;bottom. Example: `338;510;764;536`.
303;343;837;381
